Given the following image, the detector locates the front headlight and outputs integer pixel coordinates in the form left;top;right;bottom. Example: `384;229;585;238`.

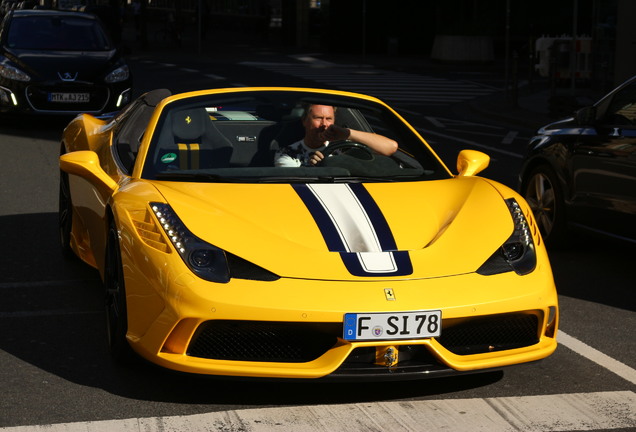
104;65;130;83
151;203;230;283
477;198;537;276
0;63;30;82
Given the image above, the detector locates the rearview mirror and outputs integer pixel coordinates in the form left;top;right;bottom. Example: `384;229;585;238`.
456;149;490;177
574;106;596;126
60;151;118;192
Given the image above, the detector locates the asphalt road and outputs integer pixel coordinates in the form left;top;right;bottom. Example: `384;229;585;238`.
0;44;634;431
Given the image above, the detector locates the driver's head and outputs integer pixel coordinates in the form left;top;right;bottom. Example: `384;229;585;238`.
302;104;336;148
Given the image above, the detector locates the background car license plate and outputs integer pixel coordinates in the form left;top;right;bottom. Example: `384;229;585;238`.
343;310;441;340
49;92;90;103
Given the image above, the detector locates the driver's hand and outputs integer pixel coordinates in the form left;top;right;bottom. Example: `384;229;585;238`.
309;151;324;166
320;124;350;142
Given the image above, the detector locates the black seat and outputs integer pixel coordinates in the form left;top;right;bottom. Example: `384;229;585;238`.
171;108;233;169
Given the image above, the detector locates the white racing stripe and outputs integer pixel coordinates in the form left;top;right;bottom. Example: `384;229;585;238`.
306;183;398;273
1;391;633;431
307;184;381;253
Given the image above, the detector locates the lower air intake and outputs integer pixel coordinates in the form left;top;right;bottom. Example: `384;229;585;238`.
187;320;340;362
436;312;540;355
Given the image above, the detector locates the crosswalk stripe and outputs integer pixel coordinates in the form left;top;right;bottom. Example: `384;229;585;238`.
2;391;633;431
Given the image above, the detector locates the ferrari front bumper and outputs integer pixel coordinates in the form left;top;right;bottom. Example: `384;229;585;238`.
124;265;558;379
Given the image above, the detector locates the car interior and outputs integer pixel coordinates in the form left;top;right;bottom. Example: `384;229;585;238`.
110;90;442;181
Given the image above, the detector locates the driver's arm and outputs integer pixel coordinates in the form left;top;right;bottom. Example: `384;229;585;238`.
321;124;398;156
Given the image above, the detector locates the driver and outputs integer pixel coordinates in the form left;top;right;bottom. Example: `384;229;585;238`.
274;104;398;167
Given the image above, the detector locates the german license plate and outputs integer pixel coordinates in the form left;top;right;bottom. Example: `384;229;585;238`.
343;310;441;341
48;92;90;103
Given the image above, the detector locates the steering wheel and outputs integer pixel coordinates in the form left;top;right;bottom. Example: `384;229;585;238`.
320;140;374;160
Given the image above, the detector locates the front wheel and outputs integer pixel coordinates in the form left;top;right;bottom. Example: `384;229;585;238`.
59;170;74;257
522;165;567;247
104;220;135;364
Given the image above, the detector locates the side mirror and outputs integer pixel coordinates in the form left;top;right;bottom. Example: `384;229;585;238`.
60;151;118;192
456;149;490;177
574;106;596;126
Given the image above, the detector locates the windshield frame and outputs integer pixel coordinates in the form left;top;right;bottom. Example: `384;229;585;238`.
140;89;451;184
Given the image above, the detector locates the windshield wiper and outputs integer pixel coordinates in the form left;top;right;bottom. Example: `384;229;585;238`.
256;176;341;183
155;172;239;182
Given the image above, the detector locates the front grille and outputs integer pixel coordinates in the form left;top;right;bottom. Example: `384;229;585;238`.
436;312;540;355
187;320;340;362
26;83;109;112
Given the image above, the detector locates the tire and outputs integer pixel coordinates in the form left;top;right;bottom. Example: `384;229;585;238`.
104;220;135;364
58;170;74;257
522;165;568;247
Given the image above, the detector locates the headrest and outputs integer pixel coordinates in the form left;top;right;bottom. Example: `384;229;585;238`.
172;108;208;141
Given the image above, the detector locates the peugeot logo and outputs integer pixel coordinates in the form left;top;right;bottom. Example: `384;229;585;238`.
58;72;78;82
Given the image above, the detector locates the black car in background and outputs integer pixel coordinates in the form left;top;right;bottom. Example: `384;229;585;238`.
0;9;131;115
520;76;636;247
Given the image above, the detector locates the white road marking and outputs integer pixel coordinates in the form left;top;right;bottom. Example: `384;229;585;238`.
1;391;633;431
501;131;519;144
419;116;505;130
425;116;445;128
559;331;636;385
445;128;510;139
289;54;336;66
416;127;522;159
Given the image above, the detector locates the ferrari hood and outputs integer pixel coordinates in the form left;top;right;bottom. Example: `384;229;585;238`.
6;48;118;82
151;178;513;280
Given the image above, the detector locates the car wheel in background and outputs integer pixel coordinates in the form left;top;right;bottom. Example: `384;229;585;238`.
523;165;567;247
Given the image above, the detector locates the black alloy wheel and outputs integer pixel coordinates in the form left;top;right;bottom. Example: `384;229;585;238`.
104;220;135;364
59;169;74;257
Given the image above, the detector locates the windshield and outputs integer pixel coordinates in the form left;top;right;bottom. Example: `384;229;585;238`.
142;90;449;183
7;15;112;51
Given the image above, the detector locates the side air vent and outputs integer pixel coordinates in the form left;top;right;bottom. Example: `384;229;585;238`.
129;209;171;253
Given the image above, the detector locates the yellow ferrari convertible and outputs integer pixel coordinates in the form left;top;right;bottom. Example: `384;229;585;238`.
59;87;558;380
